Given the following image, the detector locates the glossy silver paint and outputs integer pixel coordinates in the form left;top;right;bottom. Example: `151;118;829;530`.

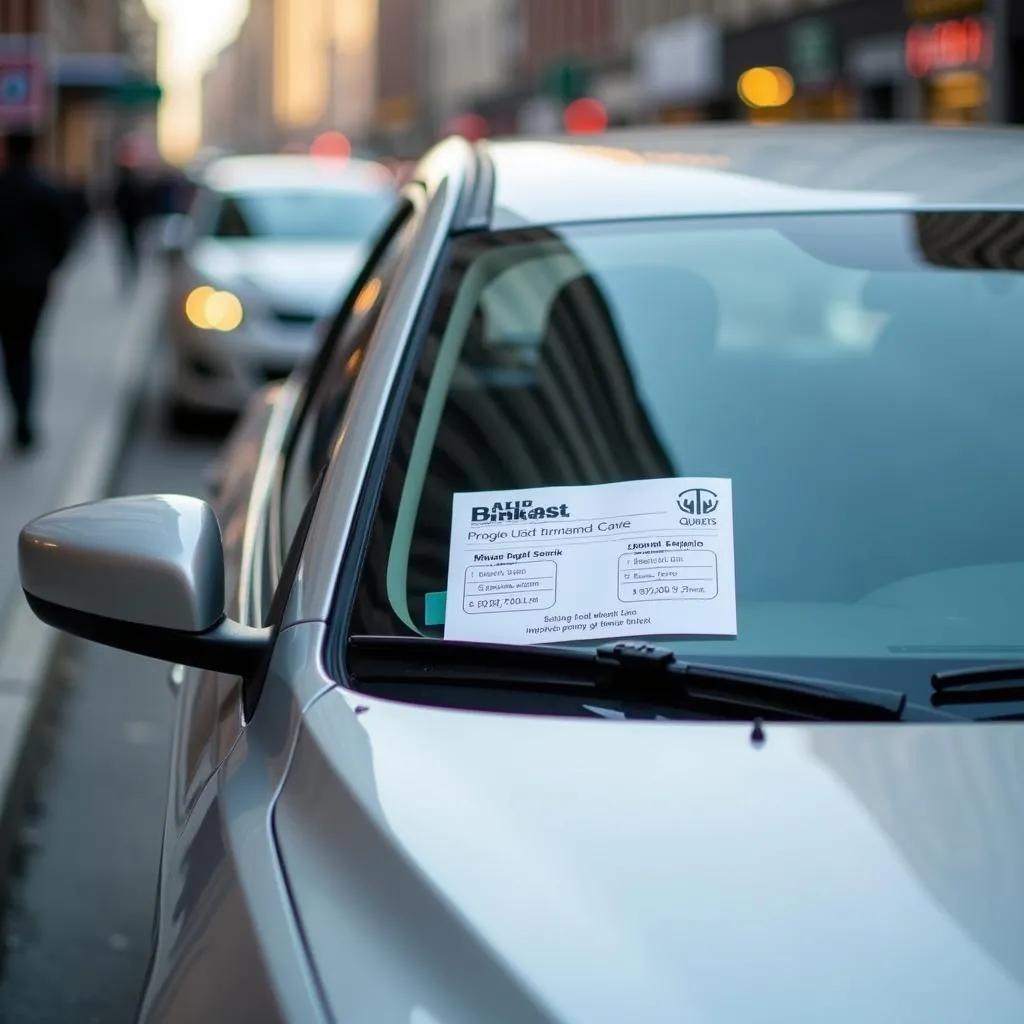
19;494;225;632
26;127;1024;1023
488;124;1024;228
137;143;474;1021
139;622;332;1024
171;379;301;837
277;688;1024;1024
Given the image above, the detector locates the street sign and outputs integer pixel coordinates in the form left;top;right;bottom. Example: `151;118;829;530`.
789;18;837;84
0;36;48;128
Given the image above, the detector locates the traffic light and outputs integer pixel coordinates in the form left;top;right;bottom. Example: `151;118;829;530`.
542;59;591;104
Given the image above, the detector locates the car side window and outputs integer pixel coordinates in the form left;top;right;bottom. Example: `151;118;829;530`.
213;196;252;238
279;206;416;548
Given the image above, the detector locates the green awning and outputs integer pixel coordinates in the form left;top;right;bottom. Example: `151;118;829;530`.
54;54;162;105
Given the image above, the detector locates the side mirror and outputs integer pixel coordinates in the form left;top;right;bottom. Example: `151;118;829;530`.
18;495;270;675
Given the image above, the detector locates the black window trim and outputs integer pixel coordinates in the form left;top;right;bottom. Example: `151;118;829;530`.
320;232;462;685
263;187;425;599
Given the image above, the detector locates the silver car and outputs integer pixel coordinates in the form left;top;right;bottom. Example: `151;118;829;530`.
19;126;1024;1022
164;153;396;423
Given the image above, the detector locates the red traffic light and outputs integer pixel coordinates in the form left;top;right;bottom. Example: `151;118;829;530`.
563;97;608;135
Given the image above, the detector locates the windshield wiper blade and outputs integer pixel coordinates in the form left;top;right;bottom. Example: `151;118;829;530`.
932;664;1024;706
348;636;909;722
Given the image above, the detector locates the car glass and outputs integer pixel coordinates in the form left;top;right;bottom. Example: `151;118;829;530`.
280;216;413;547
211;187;395;242
348;211;1024;719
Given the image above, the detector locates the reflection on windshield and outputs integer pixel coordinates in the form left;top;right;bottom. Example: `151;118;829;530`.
915;211;1024;271
351;213;1024;676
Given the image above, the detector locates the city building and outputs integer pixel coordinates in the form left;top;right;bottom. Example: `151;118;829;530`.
463;0;618;134
203;0;378;155
329;0;377;141
722;0;1007;124
201;37;240;152
427;0;517;135
206;0;1024;163
633;13;727;123
225;0;277;152
274;0;331;133
372;0;423;154
120;0;159;78
0;0;160;190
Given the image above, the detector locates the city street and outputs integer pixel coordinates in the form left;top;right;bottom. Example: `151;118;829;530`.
0;367;225;1024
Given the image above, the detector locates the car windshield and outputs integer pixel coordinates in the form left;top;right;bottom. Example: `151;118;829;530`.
349;211;1024;717
211;186;394;242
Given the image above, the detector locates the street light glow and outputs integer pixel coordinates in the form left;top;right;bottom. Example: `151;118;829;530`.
738;67;794;108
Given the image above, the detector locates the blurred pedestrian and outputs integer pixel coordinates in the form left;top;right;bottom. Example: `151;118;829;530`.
64;180;93;250
0;129;72;453
111;138;152;287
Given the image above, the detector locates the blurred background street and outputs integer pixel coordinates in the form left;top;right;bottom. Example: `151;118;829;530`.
1;0;1024;1019
0;365;220;1024
1;0;1022;197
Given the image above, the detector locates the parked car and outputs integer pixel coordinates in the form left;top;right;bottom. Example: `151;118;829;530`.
20;125;1024;1022
162;153;396;426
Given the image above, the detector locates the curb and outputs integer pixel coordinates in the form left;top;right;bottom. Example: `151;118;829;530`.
0;255;167;904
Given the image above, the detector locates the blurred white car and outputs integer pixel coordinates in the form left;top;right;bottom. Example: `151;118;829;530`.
163;154;396;423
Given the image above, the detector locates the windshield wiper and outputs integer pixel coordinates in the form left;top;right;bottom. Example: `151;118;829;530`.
932;664;1024;707
348;636;910;723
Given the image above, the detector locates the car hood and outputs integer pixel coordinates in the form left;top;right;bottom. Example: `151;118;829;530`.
274;690;1024;1024
187;238;365;316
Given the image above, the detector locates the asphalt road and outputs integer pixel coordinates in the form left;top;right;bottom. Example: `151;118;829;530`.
0;368;227;1023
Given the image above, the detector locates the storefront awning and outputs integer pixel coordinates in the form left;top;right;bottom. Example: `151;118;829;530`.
53;54;162;104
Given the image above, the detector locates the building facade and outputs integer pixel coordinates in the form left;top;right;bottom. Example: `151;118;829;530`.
373;0;423;154
274;0;331;132
200;37;239;152
0;0;159;188
120;0;158;77
202;0;382;155
427;0;517;132
230;0;277;151
518;0;617;81
329;0;377;141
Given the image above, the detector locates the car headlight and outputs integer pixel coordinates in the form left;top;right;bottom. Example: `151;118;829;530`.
185;285;244;332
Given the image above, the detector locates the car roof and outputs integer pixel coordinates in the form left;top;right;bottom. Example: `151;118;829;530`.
202;154;393;194
484;124;1024;228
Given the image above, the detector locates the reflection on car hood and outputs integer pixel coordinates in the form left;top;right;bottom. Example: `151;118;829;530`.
188;238;366;316
274;690;1024;1023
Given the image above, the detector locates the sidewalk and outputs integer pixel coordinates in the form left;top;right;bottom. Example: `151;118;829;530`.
0;219;166;857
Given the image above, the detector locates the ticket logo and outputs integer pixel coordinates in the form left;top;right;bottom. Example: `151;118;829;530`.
471;499;571;523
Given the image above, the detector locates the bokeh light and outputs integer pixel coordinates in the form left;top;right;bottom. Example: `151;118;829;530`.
310;130;353;159
185;286;244;332
353;277;382;316
737;67;795;109
563;97;608;135
185;285;216;328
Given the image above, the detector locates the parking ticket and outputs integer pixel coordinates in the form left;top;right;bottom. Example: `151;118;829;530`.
443;478;737;645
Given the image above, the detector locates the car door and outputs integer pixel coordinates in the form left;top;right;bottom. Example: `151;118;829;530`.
166;192;422;830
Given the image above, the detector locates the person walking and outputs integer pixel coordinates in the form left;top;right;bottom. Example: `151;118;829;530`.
111;138;153;287
0;130;72;453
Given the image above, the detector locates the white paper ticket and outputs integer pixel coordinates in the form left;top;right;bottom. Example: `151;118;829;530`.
443;478;736;645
